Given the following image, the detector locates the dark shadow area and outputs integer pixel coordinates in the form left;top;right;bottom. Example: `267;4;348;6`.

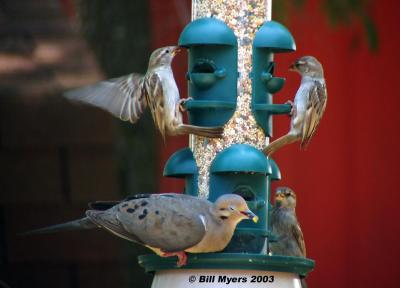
0;0;156;287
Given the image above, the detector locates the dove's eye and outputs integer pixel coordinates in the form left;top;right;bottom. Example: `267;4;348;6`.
165;49;170;54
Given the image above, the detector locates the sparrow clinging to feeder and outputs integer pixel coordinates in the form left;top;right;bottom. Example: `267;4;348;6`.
65;46;223;139
270;187;307;287
270;187;306;257
263;56;327;156
23;193;258;267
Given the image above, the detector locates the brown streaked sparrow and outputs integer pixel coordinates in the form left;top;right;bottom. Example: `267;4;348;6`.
65;46;223;139
263;56;327;156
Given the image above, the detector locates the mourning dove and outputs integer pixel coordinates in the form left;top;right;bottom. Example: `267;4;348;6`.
263;56;327;156
24;193;258;267
64;46;223;139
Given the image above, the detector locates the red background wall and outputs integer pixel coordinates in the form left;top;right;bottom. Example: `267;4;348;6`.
150;0;400;287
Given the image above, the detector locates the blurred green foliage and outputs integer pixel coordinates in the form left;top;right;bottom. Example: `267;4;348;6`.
274;0;378;51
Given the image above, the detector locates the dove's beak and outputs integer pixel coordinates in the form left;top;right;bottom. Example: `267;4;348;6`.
241;210;259;223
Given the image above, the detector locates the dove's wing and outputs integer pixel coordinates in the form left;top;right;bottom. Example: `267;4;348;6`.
86;194;207;253
143;72;166;138
64;73;147;123
301;81;327;147
292;223;306;257
85;210;145;244
118;194;207;252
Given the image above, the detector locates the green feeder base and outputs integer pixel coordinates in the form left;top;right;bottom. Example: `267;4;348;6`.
139;253;314;288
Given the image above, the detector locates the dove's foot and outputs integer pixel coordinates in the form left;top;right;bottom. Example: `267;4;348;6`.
285;100;296;117
161;251;188;267
178;97;193;112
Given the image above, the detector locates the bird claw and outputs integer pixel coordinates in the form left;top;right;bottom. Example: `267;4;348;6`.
161;251;188;267
285;100;296;117
178;97;193;112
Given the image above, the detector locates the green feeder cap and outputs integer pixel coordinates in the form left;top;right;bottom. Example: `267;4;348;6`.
179;17;237;47
163;148;197;178
254;20;296;52
269;158;282;181
210;144;271;174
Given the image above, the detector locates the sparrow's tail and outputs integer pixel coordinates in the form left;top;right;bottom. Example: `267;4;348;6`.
263;134;298;157
20;217;97;236
300;277;308;288
177;124;224;138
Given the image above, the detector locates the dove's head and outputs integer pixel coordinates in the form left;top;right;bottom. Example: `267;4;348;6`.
289;56;324;78
148;46;180;69
213;194;258;224
275;187;297;209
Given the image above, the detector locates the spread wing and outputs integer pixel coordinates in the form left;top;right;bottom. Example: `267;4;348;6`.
292;223;306;257
301;81;327;147
144;73;166;138
64;73;147;124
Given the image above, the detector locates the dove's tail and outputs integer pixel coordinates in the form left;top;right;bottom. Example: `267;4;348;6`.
263;134;298;157
177;124;224;138
20;217;97;236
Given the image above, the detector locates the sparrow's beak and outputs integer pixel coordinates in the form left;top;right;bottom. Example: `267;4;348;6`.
172;47;181;56
240;210;259;223
275;194;285;207
289;60;306;71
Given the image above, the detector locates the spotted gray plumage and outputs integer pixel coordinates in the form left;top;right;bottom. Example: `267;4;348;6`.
263;56;327;156
64;46;223;139
23;193;258;267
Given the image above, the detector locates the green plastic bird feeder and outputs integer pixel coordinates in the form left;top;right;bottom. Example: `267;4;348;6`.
179;17;238;127
140;1;315;287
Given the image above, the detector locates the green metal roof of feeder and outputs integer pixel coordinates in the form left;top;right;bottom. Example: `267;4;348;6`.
254;21;296;52
269;158;282;180
163;148;197;178
210;144;271;174
179;17;237;47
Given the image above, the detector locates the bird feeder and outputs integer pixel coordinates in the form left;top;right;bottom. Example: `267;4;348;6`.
179;17;238;127
252;20;296;136
163;148;198;196
139;0;315;287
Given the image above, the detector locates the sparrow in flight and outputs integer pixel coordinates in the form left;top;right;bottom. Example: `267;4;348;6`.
65;46;223;139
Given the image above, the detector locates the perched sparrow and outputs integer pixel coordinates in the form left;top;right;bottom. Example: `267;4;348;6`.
270;187;308;288
270;187;306;257
24;193;258;267
65;46;223;139
263;56;327;156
